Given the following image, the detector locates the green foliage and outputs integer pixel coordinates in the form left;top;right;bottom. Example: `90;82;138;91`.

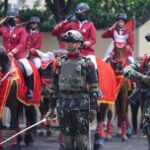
0;0;4;18
20;9;55;32
0;0;150;30
72;0;150;29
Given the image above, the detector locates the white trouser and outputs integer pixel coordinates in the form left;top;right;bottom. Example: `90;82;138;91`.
86;55;97;69
32;57;41;69
18;58;33;76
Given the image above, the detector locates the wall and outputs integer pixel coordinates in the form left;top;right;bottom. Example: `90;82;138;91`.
41;30;115;58
138;20;150;57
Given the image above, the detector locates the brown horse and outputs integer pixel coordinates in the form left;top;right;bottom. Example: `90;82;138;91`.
94;43;130;150
109;43;130;141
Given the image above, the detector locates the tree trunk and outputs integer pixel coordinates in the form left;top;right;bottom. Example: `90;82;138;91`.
4;0;8;15
45;0;73;23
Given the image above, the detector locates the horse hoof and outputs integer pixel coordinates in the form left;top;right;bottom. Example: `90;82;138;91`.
17;135;22;145
116;133;121;137
59;144;64;150
94;136;104;149
94;134;102;150
47;130;52;136
24;134;34;146
105;134;112;142
10;144;20;150
121;135;128;142
94;143;103;150
38;131;44;136
0;146;3;150
127;127;132;138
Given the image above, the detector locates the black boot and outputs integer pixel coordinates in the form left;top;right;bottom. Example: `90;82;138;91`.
38;68;42;77
26;75;33;99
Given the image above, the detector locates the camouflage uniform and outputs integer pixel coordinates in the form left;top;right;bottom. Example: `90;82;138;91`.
50;51;100;150
124;55;150;148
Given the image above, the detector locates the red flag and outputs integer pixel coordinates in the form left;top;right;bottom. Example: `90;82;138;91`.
125;16;135;31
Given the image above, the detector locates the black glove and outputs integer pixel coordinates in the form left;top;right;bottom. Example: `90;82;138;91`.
89;110;96;122
66;13;76;22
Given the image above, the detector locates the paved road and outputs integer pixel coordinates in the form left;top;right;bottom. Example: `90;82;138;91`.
2;128;148;150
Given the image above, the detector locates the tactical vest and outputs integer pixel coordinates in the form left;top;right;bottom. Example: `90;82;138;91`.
58;57;87;92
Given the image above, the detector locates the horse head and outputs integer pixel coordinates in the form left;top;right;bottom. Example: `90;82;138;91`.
0;46;11;74
110;41;127;72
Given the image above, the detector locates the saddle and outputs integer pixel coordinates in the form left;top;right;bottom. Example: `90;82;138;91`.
13;58;41;105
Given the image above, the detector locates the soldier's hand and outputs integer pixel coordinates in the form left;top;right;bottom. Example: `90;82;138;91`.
66;13;76;22
0;17;7;25
89;110;96;123
45;108;54;119
109;22;118;30
142;75;150;86
84;41;91;48
7;52;14;57
123;67;130;77
30;48;37;54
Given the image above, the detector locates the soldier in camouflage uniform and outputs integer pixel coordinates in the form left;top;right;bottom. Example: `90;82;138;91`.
48;30;101;150
123;33;150;150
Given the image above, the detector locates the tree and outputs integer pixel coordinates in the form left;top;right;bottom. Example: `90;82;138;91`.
4;0;8;15
45;0;73;23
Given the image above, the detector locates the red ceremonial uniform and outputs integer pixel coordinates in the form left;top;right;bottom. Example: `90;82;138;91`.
52;20;96;56
0;25;26;59
26;29;43;58
101;27;134;57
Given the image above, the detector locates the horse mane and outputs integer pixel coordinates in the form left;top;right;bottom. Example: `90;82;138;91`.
0;46;11;74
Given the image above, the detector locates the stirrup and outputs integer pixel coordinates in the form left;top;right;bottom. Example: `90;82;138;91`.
26;90;33;99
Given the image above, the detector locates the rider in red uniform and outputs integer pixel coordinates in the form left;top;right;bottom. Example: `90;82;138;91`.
26;16;43;70
102;13;134;61
0;9;33;99
52;2;96;56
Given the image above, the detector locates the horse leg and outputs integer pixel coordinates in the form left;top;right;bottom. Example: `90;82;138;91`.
0;119;3;149
126;105;132;138
94;104;107;150
120;81;129;142
24;105;36;146
106;104;113;141
9;106;20;150
16;102;23;145
115;96;122;137
39;96;52;136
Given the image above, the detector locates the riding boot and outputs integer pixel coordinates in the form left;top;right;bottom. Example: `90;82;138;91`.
38;68;42;77
26;75;33;99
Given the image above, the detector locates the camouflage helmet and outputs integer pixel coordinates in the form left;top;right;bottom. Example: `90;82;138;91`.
145;33;150;42
63;30;83;42
29;16;41;24
116;13;127;21
6;9;19;17
76;2;90;14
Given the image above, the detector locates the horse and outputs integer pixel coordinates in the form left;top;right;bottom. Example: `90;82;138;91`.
0;46;41;150
109;42;131;141
94;42;131;149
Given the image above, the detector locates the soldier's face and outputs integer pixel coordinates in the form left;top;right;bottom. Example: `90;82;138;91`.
30;23;38;29
117;19;125;28
66;41;80;53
